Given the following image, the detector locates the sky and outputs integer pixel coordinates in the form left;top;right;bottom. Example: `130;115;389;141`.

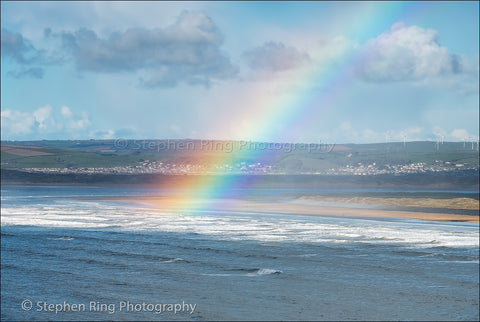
1;1;479;144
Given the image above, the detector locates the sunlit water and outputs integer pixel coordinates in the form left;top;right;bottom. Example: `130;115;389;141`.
1;185;479;321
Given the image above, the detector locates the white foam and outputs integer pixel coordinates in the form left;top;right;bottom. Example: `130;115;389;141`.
201;268;283;277
296;253;318;258
2;200;479;249
246;268;282;276
47;236;75;241
161;258;184;263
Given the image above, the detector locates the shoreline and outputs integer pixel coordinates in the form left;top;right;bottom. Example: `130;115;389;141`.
106;195;480;223
2;171;479;191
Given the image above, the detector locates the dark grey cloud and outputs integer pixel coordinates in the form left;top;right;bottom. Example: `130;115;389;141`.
1;28;64;79
1;28;38;64
7;67;45;79
59;11;237;87
243;41;310;72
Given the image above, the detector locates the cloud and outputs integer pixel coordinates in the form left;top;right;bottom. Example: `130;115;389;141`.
243;41;310;72
59;11;237;87
0;105;92;139
450;129;473;141
1;28;39;64
433;127;478;141
321;121;431;143
61;106;91;129
1;28;63;78
357;22;476;82
0;109;35;135
61;105;74;118
7;67;45;79
89;129;115;139
32;105;54;130
324;121;478;144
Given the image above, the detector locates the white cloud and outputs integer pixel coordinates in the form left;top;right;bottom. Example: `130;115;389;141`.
32;104;54;130
340;125;478;143
73;111;90;130
361;128;378;142
432;128;478;142
90;129;115;139
450;129;472;141
61;105;73;118
1;105;92;139
62;106;90;130
322;122;432;143
0;109;35;135
357;22;475;82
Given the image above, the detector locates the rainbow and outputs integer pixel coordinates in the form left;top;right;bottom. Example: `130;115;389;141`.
158;2;432;211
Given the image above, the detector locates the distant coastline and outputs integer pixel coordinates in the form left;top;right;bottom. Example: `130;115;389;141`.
1;169;478;191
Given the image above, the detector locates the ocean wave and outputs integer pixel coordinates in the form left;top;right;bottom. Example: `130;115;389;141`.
246;268;283;276
1;201;478;249
160;257;185;263
202;268;283;277
295;253;318;258
47;236;75;241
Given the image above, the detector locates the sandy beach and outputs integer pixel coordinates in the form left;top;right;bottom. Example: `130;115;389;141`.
108;195;480;223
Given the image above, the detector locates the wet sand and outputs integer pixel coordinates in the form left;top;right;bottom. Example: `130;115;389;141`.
298;195;479;210
109;195;480;223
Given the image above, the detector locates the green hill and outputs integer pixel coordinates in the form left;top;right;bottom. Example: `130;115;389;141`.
1;140;478;174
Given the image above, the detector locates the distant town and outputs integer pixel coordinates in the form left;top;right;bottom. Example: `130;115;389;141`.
2;139;478;177
19;159;478;176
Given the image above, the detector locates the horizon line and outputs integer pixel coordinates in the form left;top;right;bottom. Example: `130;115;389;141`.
1;138;479;145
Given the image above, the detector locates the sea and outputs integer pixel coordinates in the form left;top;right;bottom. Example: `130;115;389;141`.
1;185;479;321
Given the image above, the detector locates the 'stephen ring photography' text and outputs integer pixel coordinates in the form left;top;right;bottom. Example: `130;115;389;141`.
21;299;197;315
114;138;336;153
